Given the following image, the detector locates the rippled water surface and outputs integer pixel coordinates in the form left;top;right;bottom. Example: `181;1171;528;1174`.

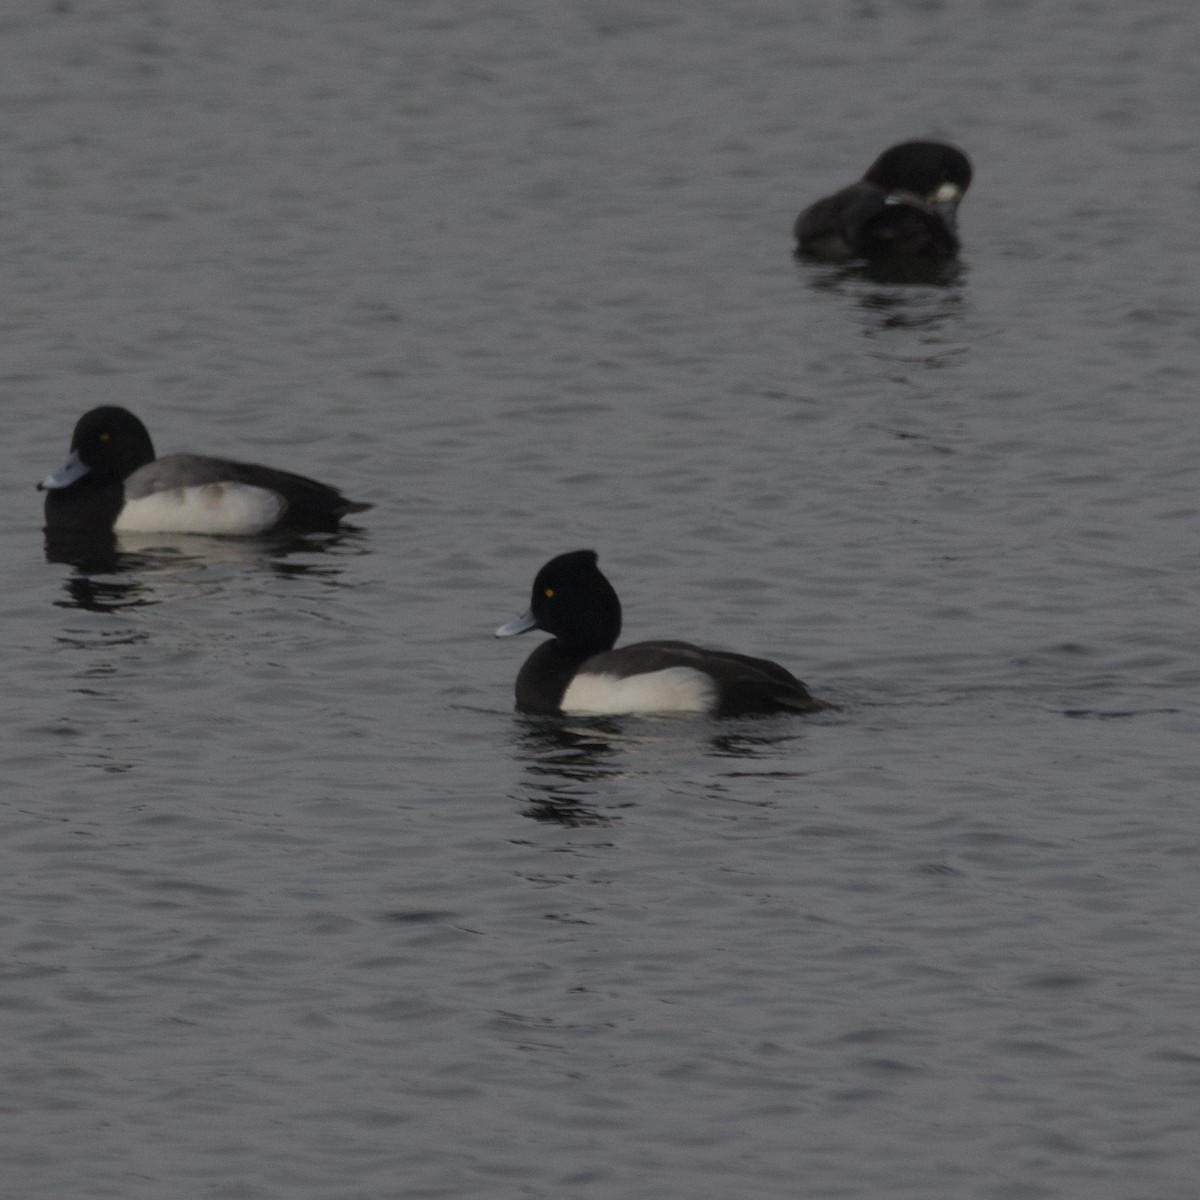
5;2;1200;1197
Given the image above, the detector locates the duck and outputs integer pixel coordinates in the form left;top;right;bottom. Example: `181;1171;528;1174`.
793;140;972;263
495;549;830;717
39;406;370;535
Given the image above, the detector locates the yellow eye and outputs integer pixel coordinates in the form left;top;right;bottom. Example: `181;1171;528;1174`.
544;587;555;598
99;432;111;443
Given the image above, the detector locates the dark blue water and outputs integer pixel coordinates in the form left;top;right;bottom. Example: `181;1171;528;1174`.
4;2;1200;1197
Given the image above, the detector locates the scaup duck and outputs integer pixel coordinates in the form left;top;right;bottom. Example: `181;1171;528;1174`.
39;406;370;535
496;550;829;717
794;140;972;263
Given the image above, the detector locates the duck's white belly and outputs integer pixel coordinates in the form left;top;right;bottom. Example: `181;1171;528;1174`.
560;667;717;715
114;483;286;535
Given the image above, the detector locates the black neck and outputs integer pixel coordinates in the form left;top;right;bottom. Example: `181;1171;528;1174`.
515;639;591;714
43;477;126;532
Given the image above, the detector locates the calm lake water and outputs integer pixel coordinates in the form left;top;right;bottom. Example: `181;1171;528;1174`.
4;2;1200;1197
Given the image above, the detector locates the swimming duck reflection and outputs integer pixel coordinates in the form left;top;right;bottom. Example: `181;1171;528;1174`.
510;717;628;826
803;261;968;368
509;713;825;824
46;526;368;614
706;727;812;762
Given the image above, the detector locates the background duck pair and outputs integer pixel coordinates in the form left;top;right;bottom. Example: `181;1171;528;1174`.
794;140;972;263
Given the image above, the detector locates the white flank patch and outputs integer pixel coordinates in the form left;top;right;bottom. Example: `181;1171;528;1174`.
560;667;718;716
114;483;286;536
933;182;962;203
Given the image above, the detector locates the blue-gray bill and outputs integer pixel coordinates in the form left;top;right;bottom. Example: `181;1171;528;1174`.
496;609;538;637
39;449;89;491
